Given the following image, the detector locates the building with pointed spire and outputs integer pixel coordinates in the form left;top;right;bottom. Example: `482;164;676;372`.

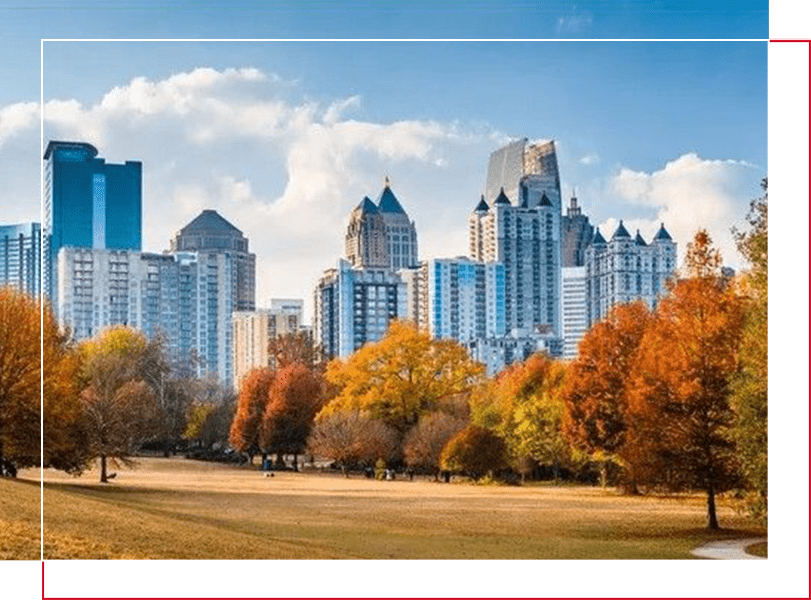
584;221;677;326
468;186;561;338
345;196;389;269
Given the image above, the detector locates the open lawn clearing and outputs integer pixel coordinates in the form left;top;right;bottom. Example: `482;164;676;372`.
34;457;765;559
0;478;40;559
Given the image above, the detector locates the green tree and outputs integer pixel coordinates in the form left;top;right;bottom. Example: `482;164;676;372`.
730;178;768;524
626;230;745;529
323;321;484;434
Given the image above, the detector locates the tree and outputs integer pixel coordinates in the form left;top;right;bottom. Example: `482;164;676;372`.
562;302;652;486
185;377;236;450
307;410;398;476
323;321;485;434
78;327;160;482
439;425;508;480
268;331;326;371
730;179;768;524
260;363;325;470
229;367;275;465
403;411;468;479
42;305;89;474
625;230;745;529
0;288;41;474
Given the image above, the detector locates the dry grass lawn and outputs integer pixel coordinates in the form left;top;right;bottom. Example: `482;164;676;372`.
0;478;40;560
28;457;765;560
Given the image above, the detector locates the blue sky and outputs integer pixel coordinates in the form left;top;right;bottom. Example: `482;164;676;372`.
0;3;768;314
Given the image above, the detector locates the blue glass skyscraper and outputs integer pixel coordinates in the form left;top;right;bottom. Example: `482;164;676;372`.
43;141;142;298
0;222;40;296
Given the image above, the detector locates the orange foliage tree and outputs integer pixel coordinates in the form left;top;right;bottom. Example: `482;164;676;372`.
562;302;652;485
323;321;484;434
625;230;745;529
260;363;326;470
403;411;468;479
0;288;42;474
439;424;508;480
229;367;275;465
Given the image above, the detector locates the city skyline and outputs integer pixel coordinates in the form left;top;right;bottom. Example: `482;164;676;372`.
11;40;765;322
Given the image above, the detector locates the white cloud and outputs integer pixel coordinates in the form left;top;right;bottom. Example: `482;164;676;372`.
0;101;39;148
34;66;486;319
556;8;594;34
579;153;600;165
607;153;761;269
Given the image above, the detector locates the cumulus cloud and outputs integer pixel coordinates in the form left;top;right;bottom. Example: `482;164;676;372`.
0;101;39;148
607;153;761;269
34;66;485;317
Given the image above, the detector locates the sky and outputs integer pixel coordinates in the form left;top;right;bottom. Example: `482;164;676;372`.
0;4;769;323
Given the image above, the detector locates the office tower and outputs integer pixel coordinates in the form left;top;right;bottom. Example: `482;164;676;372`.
561;194;594;267
561;266;587;360
0;222;40;296
375;178;418;270
170;209;256;312
57;247;237;387
345;196;389;269
313;259;406;359
232;299;304;389
585;222;677;325
43;141;142;299
468;187;561;337
421;257;505;343
485;138;562;214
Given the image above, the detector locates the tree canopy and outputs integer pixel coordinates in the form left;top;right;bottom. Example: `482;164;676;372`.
322;321;485;433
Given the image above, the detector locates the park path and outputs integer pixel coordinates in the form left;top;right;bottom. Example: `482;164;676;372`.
690;537;767;560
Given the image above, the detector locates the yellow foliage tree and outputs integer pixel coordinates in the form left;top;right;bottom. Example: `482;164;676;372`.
322;321;485;433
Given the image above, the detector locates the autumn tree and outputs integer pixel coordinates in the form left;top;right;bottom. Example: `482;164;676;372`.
730;179;768;524
563;302;652;486
42;305;90;474
184;376;236;449
79;327;160;482
625;230;745;529
439;425;508;481
260;363;325;470
268;331;326;371
0;288;42;474
323;321;485;434
495;354;570;482
229;367;275;465
403;411;468;479
307;410;398;476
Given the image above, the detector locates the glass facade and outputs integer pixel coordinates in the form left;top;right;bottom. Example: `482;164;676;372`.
0;222;41;296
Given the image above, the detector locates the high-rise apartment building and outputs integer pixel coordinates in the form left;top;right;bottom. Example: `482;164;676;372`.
57;246;237;386
313;259;407;359
345;179;418;271
420;257;505;343
232;299;304;389
43;141;142;299
468;187;561;337
0;222;40;296
561;266;587;360
170;209;256;312
585;222;677;325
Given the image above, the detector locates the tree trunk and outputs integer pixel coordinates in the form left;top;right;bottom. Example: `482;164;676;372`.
293;453;298;472
342;464;348;478
100;455;108;483
707;486;719;530
599;461;607;488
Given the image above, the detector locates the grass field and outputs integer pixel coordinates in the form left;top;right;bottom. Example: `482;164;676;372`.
29;457;765;560
0;478;40;560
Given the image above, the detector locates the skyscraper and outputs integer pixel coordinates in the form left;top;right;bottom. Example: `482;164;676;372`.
468;187;561;337
345;178;419;271
0;222;40;296
584;222;677;325
561;193;594;268
170;209;256;312
43;141;142;299
485;138;562;214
